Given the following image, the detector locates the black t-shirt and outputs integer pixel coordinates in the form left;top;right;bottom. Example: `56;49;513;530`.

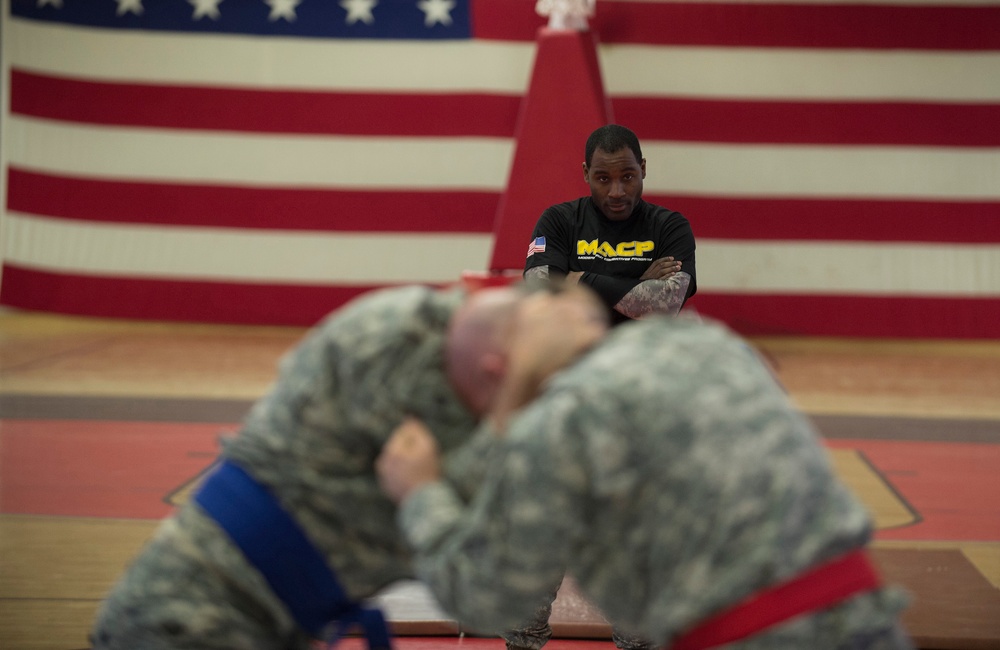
524;197;697;322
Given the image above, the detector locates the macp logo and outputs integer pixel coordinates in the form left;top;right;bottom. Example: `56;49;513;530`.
577;240;655;258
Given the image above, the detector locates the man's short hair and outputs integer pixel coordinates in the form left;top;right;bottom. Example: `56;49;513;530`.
585;124;643;168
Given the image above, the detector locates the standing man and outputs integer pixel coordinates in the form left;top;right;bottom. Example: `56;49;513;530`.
524;124;697;324
377;294;913;650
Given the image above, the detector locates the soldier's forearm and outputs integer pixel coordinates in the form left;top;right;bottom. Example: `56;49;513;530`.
441;423;503;503
523;265;551;288
399;482;466;555
402;483;558;635
615;272;691;319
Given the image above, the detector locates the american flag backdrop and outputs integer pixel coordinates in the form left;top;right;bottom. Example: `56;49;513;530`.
2;0;999;337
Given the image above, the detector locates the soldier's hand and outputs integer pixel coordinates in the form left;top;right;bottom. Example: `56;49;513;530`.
376;417;442;504
639;257;681;281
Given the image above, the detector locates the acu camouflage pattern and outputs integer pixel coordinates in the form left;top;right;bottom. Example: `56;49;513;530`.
91;286;496;650
401;316;913;649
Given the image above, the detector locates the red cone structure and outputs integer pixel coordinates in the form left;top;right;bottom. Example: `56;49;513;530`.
466;27;612;287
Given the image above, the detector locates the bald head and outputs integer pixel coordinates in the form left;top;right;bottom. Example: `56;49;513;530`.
445;288;523;417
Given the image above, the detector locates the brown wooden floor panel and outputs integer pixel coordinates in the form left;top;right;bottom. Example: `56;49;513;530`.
381;556;1000;650
2;311;999;650
6;393;1000;445
872;549;1000;650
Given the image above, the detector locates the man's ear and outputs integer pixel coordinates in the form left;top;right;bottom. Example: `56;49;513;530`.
480;350;506;381
641;158;647;179
476;351;507;413
582;161;590;183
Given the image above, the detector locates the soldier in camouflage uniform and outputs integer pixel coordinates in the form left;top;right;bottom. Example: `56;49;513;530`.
90;285;525;650
378;295;914;649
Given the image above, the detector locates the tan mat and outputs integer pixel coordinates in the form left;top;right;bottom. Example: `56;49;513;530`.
379;550;1000;650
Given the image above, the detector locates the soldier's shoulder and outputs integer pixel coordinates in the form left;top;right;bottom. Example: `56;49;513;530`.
545;317;742;391
317;285;462;339
605;315;735;354
329;285;445;319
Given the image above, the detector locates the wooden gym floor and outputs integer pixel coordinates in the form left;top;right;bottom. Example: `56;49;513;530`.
1;307;998;650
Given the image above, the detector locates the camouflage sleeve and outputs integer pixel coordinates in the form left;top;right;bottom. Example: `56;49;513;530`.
398;399;585;634
615;271;691;319
441;422;504;503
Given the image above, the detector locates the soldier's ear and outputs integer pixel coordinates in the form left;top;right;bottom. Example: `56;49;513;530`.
477;351;507;412
480;351;506;379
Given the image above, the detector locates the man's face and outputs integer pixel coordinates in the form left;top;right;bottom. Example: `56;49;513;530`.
583;146;646;221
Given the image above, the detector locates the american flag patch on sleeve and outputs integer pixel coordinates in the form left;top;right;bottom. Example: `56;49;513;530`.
526;236;546;258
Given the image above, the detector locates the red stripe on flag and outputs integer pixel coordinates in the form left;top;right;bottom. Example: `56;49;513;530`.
10;69;521;137
14;169;992;244
473;0;1000;50
472;0;545;41
7;169;499;232
689;293;1000;339
16;69;999;148
0;265;403;326
615;97;1000;148
595;2;1000;50
4;265;996;337
648;194;1000;245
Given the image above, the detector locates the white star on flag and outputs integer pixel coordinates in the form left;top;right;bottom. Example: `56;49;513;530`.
36;0;63;7
116;0;144;16
189;0;223;21
340;0;377;25
265;0;300;22
418;0;454;27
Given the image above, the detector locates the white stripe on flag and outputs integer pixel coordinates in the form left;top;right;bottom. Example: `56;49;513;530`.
3;213;495;285
602;47;1000;101
12;18;1000;103
699;239;1000;296
9;117;999;200
9;213;999;298
6;116;514;190
7;18;534;93
645;142;1000;200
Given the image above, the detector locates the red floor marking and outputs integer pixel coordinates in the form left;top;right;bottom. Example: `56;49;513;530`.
826;439;1000;542
0;419;229;519
336;638;605;650
2;420;998;546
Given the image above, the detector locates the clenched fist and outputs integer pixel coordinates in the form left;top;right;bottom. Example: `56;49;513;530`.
376;417;442;504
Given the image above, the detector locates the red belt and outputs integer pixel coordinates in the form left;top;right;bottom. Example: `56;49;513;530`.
670;548;882;650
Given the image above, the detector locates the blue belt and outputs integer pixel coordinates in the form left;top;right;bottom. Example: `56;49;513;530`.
194;460;393;650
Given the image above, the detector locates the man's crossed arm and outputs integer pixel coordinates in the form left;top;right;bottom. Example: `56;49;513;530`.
525;260;690;320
